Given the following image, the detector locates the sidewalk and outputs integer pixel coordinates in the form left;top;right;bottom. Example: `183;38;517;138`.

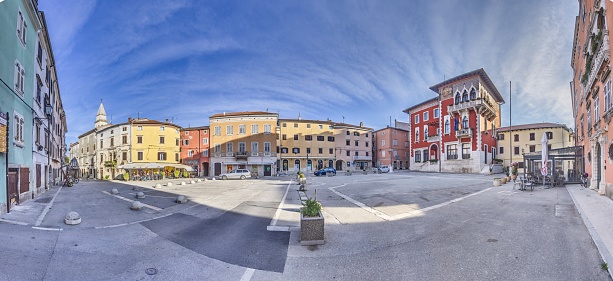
567;184;613;277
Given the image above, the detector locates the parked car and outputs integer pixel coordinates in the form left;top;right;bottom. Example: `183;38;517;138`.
379;165;390;173
314;167;336;176
219;169;251;180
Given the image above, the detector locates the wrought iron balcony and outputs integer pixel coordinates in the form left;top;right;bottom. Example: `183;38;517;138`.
581;33;610;100
455;128;472;138
235;151;248;159
447;98;497;121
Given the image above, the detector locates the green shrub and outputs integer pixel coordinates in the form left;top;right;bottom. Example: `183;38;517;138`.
123;172;129;181
105;175;110;180
301;198;322;217
173;170;179;178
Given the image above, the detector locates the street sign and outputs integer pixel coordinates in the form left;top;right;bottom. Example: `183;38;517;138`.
0;125;6;153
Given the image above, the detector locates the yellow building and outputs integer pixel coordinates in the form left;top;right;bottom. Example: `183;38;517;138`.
497;123;574;173
209;112;279;176
129;118;182;177
279;118;336;173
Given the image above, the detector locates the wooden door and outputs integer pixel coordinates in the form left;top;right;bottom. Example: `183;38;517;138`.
8;169;18;207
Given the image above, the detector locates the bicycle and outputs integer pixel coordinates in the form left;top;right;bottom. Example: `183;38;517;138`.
580;173;589;188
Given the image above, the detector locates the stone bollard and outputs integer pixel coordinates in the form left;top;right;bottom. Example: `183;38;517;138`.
167;182;173;187
190;180;195;184
130;201;144;211
111;188;119;195
154;183;161;189
180;181;186;186
176;195;188;204
212;178;216;181
197;179;202;182
132;186;140;191
64;211;81;225
135;192;145;199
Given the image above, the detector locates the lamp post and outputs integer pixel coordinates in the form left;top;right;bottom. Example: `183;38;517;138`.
276;127;282;175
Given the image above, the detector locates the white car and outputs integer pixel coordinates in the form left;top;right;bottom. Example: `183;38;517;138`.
379;166;391;173
219;169;251;180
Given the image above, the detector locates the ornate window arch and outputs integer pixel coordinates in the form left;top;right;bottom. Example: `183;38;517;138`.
462;116;469;128
470;88;477;100
462;90;469;102
455;93;461;104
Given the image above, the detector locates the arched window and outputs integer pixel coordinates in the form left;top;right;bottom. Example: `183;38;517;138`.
455;93;461;104
462;116;469;128
444;120;450;134
470;88;476;100
430;144;438;160
462;90;469;102
424;127;428;139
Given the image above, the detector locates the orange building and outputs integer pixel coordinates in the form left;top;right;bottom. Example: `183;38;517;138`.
570;0;613;196
180;126;210;177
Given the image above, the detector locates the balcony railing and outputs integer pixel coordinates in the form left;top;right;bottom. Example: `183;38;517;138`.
581;33;610;100
236;151;248;159
353;155;373;161
447;98;496;116
455;128;472;138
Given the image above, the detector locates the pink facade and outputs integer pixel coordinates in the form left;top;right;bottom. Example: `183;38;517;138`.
404;69;504;173
372;126;410;169
571;0;613;196
180;126;210;177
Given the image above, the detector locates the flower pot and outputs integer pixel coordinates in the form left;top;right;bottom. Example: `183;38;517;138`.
500;177;507;184
493;179;501;186
511;174;517;181
300;211;324;246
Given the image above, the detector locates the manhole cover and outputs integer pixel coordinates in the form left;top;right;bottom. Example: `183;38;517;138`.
487;239;498;243
145;268;158;275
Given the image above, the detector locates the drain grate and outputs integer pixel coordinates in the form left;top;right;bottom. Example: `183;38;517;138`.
35;197;52;204
145;268;158;275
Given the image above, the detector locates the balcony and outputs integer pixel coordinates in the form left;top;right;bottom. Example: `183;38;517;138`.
447;98;497;120
455;128;472;138
235;151;248;159
581;32;610;100
426;134;440;142
353;155;373;161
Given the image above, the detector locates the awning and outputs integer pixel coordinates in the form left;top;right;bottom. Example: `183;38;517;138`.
171;164;194;171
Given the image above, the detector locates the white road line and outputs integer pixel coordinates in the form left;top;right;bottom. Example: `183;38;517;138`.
329;183;492;221
94;210;185;229
35;186;63;226
101;191;163;211
0;218;28;226
240;268;255;281
32;226;63;231
267;180;293;231
328;184;394;221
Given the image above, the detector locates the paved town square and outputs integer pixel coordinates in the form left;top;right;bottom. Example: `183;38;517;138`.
1;171;610;281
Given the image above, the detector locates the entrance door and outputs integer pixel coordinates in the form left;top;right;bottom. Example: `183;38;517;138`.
19;168;29;194
8;169;18;208
596;143;602;188
214;163;221;176
264;165;271;176
202;163;209;177
294;159;300;171
335;160;343;170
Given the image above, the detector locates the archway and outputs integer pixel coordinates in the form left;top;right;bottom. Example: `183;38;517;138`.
596;142;602;188
430;144;438;160
317;159;323;170
294;159;301;171
335;160;343;171
282;159;288;171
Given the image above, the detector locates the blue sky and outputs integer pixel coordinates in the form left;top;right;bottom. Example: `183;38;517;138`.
38;0;577;143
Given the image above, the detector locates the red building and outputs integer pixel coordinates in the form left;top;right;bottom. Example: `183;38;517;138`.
180;126;210;177
404;69;504;173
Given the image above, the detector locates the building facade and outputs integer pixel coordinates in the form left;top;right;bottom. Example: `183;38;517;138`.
497;123;575;174
571;0;613;196
130;118;182;175
405;69;504;173
180;126;210;177
278;118;336;173
0;0;66;214
373;126;410;170
209;112;278;177
333;122;373;171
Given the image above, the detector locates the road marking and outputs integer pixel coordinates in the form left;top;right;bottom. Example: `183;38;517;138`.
267;180;293;231
102;191;163;211
32;226;63;231
0;218;28;225
240;268;255;281
328;184;393;221
35;186;63;226
329;184;492;221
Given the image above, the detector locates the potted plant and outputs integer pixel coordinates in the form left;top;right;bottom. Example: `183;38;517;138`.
173;169;180;178
493;178;501;186
123;172;129;181
510;162;518;180
300;197;324;246
489;167;493;175
345;170;352;176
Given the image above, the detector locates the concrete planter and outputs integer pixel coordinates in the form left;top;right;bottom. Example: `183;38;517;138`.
362;170;368;175
500;177;507;184
345;171;352;176
300;211;324;246
493;179;501;186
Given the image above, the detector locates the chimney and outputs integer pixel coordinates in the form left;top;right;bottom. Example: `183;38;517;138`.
360;122;363;127
166;118;169;122
128;117;132;123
